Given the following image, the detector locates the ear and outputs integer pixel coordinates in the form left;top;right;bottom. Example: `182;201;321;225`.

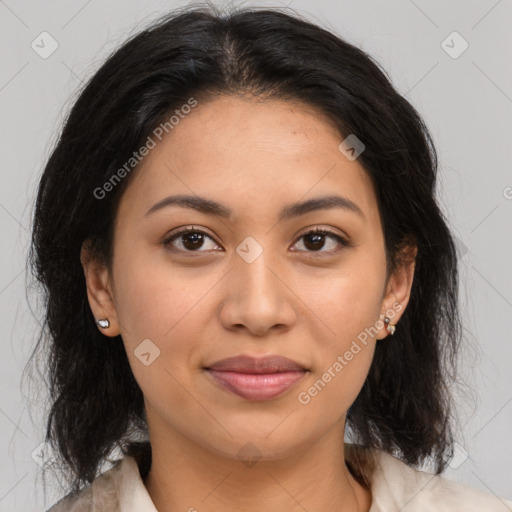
376;240;417;340
80;240;121;337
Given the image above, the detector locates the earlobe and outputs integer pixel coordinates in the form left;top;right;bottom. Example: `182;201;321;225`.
80;241;121;337
378;243;418;340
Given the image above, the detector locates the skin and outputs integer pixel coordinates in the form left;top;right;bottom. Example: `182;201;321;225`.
81;94;416;512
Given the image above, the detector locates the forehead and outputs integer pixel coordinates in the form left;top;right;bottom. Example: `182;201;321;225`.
118;95;379;224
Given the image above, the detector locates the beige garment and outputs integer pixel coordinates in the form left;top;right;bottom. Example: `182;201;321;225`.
47;448;512;512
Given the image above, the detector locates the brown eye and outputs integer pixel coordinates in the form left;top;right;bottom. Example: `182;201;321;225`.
163;227;221;253
180;231;206;250
292;228;350;254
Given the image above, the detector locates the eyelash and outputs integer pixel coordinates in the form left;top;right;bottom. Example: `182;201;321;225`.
162;226;351;256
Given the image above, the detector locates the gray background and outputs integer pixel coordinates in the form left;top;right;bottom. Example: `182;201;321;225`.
1;0;511;509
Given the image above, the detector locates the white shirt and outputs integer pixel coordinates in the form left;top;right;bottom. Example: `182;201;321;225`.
47;448;512;511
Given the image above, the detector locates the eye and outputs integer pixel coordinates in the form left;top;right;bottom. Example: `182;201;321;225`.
162;226;351;255
163;226;221;253
291;228;351;254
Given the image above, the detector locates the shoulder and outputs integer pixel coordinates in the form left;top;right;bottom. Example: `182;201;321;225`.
46;486;93;512
366;448;512;511
46;458;127;512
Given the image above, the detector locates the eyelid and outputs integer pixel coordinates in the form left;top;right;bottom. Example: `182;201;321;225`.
295;225;351;244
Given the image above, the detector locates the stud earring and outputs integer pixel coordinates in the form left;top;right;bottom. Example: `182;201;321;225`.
384;317;396;335
96;319;110;329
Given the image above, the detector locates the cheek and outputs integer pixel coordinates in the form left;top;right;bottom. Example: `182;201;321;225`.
294;275;381;426
111;247;224;393
112;246;216;342
300;251;386;346
111;250;209;410
295;343;374;437
292;251;385;413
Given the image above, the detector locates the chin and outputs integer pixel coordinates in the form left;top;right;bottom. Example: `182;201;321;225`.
195;420;316;463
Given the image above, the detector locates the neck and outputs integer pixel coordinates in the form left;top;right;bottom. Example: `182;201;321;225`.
143;421;371;512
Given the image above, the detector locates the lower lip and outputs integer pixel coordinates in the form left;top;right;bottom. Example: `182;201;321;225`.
205;369;307;401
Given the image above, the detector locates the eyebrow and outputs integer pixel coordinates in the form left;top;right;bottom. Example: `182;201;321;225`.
145;194;365;221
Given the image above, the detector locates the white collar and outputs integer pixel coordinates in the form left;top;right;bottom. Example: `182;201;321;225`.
51;446;512;511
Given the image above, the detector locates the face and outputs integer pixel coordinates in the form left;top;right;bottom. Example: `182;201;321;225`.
83;95;414;462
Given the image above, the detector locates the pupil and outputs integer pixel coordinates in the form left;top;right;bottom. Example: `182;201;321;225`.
304;233;324;251
183;233;203;250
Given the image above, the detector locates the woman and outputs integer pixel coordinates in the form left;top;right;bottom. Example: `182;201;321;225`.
29;4;511;511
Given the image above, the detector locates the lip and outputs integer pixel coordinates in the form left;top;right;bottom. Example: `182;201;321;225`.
206;354;307;373
204;355;308;401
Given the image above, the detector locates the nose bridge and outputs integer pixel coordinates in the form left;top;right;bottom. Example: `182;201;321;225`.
220;237;296;335
235;241;281;304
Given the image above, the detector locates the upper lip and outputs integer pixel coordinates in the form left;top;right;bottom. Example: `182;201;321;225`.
205;355;307;373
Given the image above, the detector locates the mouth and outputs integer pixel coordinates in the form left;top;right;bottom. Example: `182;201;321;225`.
203;354;308;401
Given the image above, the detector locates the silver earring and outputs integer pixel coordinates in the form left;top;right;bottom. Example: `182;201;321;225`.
96;319;110;329
384;317;396;335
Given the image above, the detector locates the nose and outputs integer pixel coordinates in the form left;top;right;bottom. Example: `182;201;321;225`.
219;250;297;337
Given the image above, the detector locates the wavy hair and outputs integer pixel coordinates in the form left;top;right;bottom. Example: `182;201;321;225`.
28;3;462;493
